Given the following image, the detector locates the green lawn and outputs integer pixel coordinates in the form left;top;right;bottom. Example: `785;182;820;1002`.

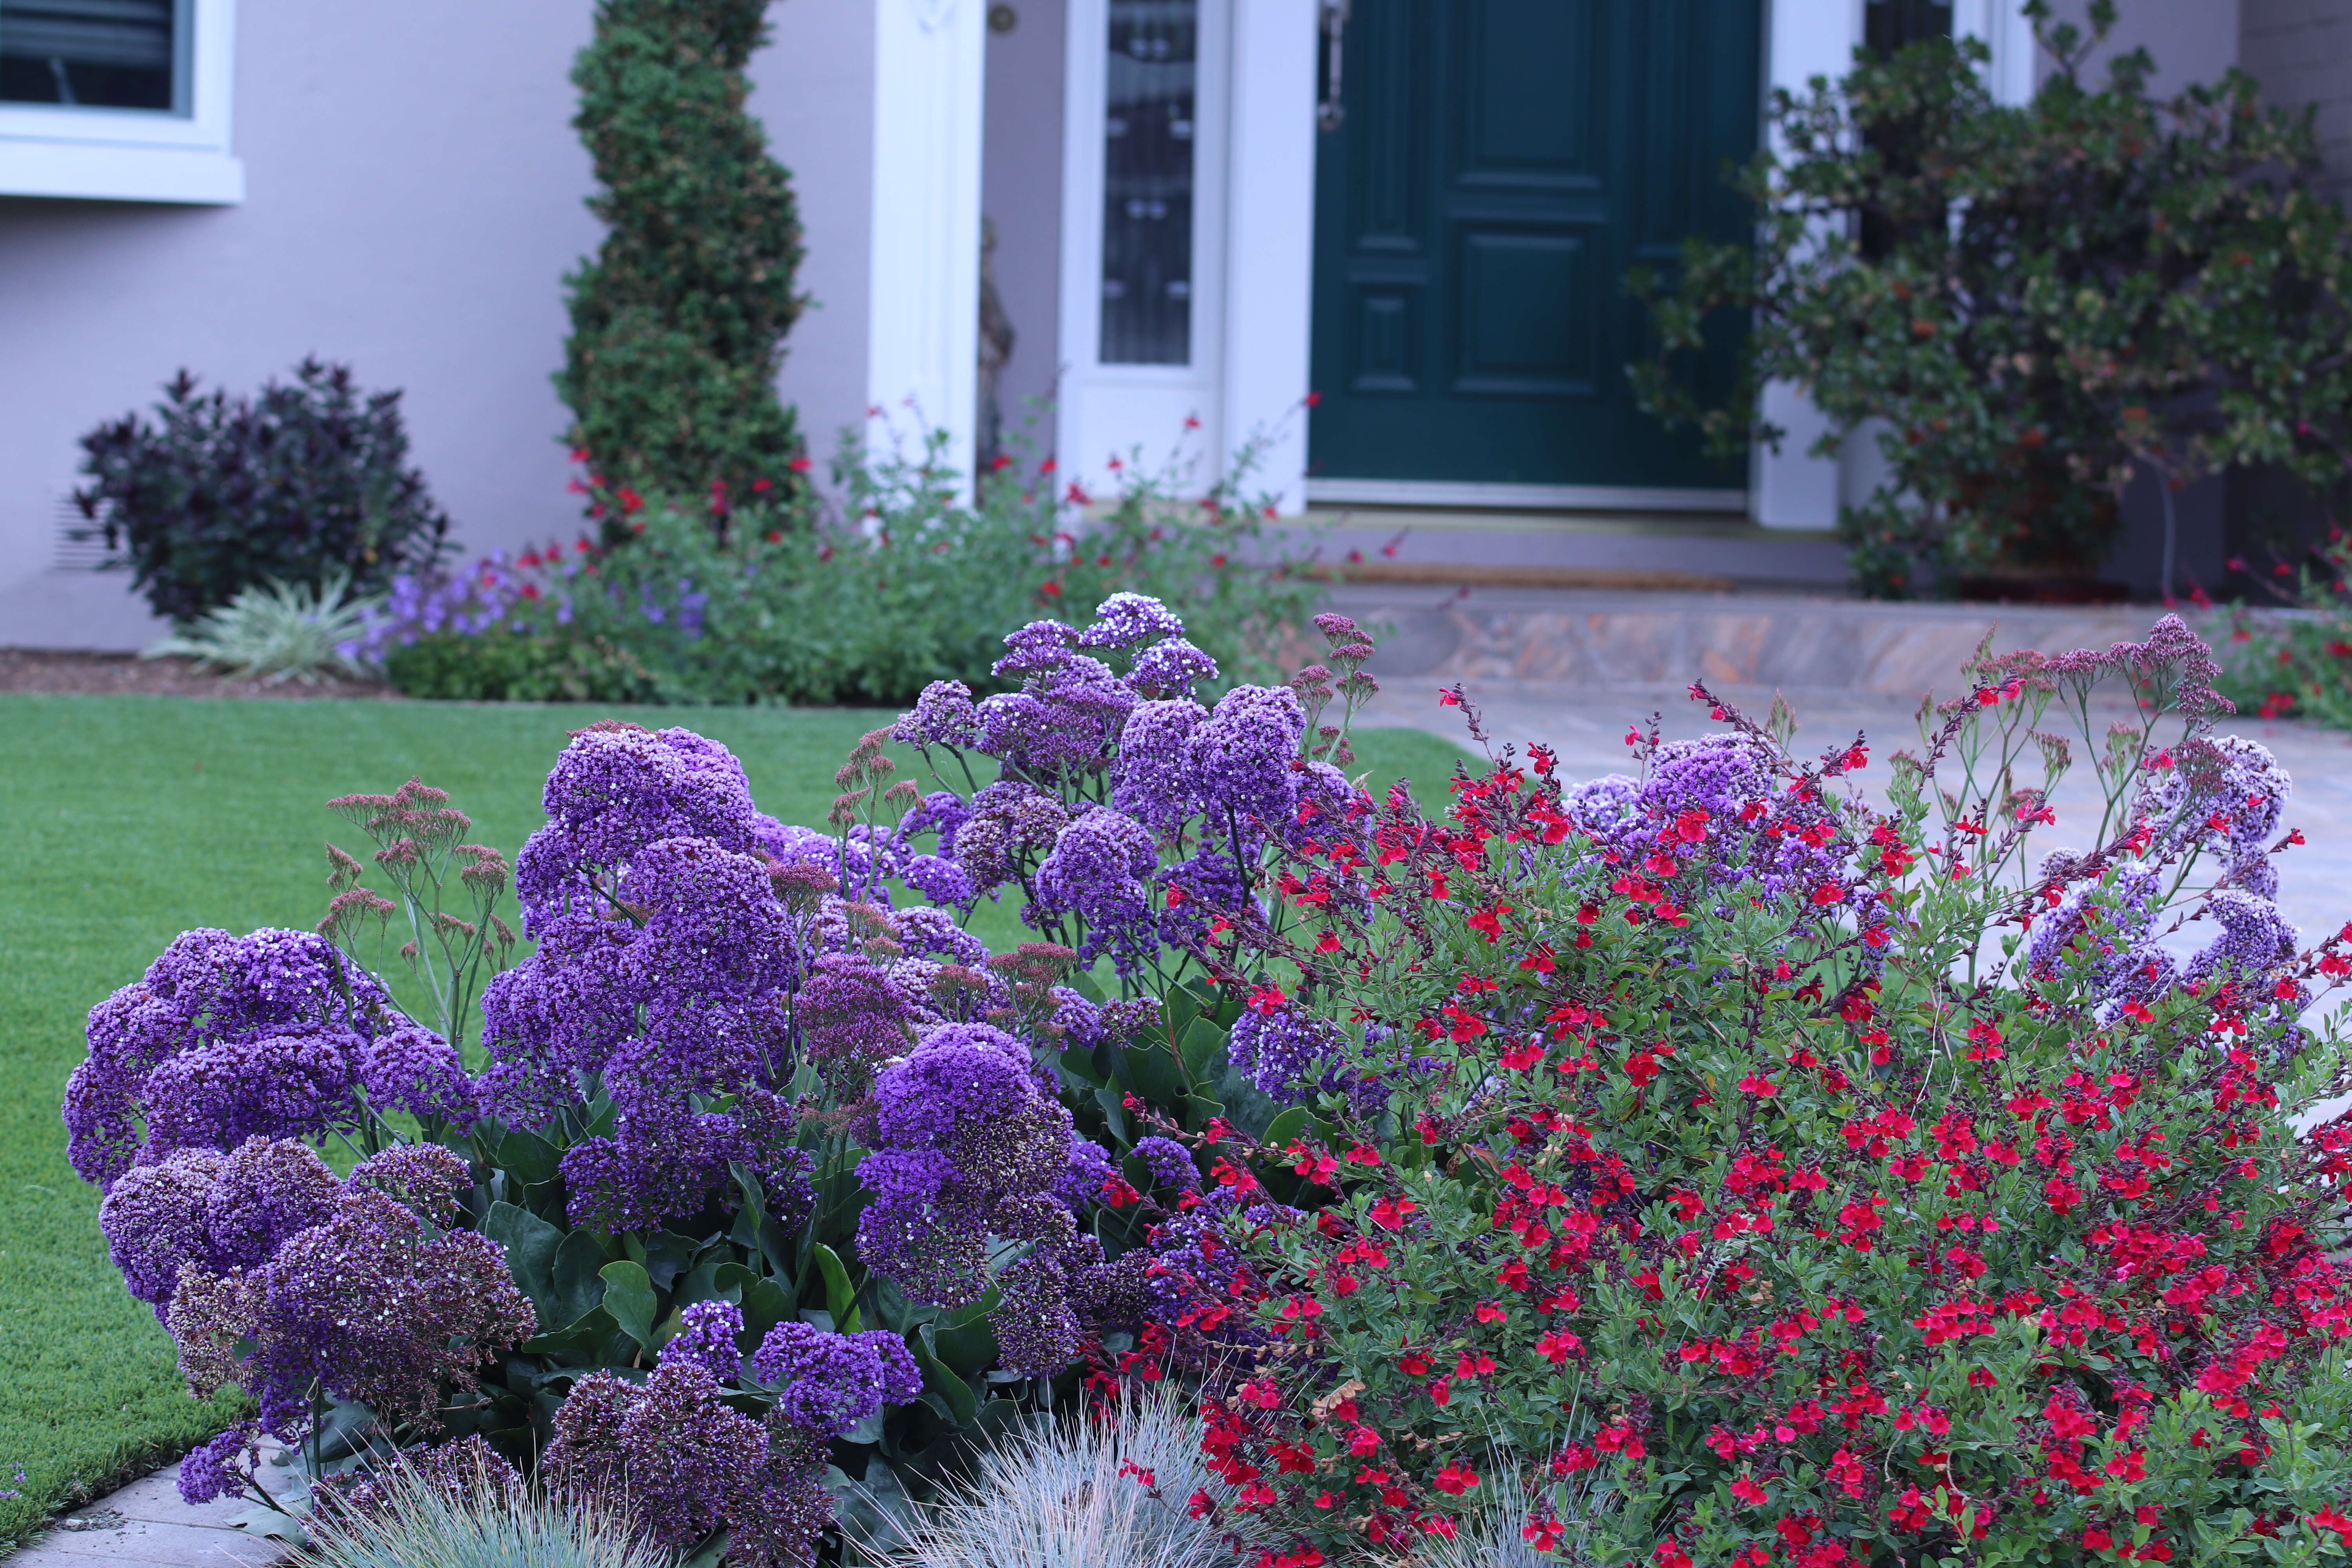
0;693;1464;1541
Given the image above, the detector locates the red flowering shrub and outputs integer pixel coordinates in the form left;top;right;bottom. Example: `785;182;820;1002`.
1149;618;2352;1566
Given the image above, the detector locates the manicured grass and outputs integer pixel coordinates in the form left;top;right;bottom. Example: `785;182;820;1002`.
0;693;1465;1542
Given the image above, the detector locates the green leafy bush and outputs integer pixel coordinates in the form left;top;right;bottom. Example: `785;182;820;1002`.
2216;530;2352;727
1632;0;2352;597
76;359;452;622
363;423;1323;706
559;0;805;518
382;626;664;704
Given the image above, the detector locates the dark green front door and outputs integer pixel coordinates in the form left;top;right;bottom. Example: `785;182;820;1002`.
1308;0;1759;491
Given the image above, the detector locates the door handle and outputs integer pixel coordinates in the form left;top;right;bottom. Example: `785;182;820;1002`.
1318;0;1350;130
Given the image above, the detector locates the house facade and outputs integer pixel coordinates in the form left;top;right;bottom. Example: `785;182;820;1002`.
0;0;2332;647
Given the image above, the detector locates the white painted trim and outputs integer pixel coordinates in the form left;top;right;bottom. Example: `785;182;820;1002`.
1055;0;1231;499
0;0;240;203
1218;0;1316;515
1955;0;2038;107
867;0;985;494
1305;478;1750;513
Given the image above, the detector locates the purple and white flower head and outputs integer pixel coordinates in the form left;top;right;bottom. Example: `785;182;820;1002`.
1033;807;1160;978
895;680;983;750
660;1298;748;1384
1187;684;1305;825
1127;637;1219;701
1111;699;1207;832
991;619;1083;679
1078;592;1185;651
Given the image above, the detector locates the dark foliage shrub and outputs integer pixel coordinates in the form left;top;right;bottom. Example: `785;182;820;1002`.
76;358;452;623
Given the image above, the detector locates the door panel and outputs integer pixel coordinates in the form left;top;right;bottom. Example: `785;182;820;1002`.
1308;0;1758;491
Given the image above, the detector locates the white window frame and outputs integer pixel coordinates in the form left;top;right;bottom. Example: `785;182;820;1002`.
1056;0;1233;499
0;0;243;203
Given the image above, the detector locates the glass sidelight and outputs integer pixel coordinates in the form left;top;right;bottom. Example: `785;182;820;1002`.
1099;0;1196;365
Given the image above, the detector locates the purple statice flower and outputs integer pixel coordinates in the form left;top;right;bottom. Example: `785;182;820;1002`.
660;1298;747;1384
1056;1138;1116;1207
1187;684;1305;826
355;1023;476;1126
2185;888;2300;992
2152;735;2290;874
1127;637;1219;701
178;1424;258;1506
855;1029;1090;1323
1033;807;1160;978
992;1246;1083;1378
346;1142;474;1222
751;1321;897;1438
1227;1001;1347;1102
898;790;973;856
1111;699;1207;833
1158;840;1252;947
990;619;1082;679
952;782;1072;895
1078;592;1185;651
1048;986;1104;1049
514;725;760;916
2026;863;2164;995
98;1147;228;1313
858;1330;924;1405
203;1137;345;1274
890;904;988;967
895;681;984;751
561;1093;809;1234
903;853;977;911
65;927;394;1188
169;1161;536;1444
544;1363;799;1555
1131;1136;1199;1192
140;1024;365;1162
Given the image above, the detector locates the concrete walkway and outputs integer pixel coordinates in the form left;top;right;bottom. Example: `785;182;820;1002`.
7;1462;279;1568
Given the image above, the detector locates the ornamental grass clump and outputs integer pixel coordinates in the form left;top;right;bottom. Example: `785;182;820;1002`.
306;1440;662;1568
1099;617;2352;1567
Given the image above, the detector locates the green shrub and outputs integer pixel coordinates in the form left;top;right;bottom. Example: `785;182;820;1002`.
1632;0;2352;597
559;0;805;520
364;422;1323;706
76;359;452;622
2216;531;2352;727
381;626;665;704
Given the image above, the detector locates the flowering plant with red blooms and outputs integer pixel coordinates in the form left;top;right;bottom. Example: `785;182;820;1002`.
1135;618;2352;1568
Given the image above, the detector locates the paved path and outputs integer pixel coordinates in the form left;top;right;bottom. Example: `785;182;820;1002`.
7;1463;279;1568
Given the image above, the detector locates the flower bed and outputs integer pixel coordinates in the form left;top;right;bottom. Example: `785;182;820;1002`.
65;604;2352;1566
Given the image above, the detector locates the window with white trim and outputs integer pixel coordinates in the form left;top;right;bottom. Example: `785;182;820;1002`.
0;0;241;203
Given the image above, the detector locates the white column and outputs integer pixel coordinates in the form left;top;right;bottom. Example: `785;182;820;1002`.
1750;0;1862;529
868;0;987;494
1955;0;2038;105
1220;0;1318;515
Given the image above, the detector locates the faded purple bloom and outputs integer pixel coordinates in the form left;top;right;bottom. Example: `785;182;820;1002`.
992;1246;1083;1378
544;1363;799;1555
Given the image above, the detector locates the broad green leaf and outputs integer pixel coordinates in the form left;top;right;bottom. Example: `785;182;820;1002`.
811;1243;857;1328
913;1332;978;1426
495;1129;564;1188
599;1260;660;1350
551;1229;617;1328
481;1201;564;1325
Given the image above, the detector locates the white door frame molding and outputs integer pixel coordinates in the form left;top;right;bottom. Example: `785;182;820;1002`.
870;0;987;493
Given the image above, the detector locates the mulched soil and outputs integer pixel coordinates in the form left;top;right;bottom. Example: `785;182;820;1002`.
0;648;395;700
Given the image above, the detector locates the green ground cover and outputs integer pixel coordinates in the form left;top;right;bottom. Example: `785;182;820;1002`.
0;694;1463;1542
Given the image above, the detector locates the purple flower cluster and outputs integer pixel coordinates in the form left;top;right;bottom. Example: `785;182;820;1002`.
2153;735;2291;897
853;1026;1106;1376
64;927;432;1189
1033;807;1160;978
159;1142;534;1446
1131;1136;1200;1192
749;1320;922;1438
545;1361;830;1564
658;1298;748;1383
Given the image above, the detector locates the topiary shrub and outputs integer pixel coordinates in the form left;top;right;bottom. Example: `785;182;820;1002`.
75;359;452;624
558;0;806;534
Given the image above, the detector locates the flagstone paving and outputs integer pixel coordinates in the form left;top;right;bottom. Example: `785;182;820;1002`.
7;1463;278;1568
